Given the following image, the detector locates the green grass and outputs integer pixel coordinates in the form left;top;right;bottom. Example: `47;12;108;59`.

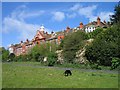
2;62;118;88
0;62;2;89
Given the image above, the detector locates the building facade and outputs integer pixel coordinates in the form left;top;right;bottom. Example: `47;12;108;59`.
9;17;109;56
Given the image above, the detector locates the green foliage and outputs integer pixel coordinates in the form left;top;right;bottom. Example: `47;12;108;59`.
14;54;32;62
47;52;57;66
57;39;64;50
8;53;15;61
1;47;9;62
110;1;120;24
85;25;120;66
89;63;102;70
111;57;120;70
87;28;103;39
30;43;57;65
61;31;88;63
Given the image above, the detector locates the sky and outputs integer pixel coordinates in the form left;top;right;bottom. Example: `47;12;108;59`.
1;2;118;49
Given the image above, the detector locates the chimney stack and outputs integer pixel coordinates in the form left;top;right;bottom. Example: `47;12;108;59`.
66;26;70;33
104;20;106;24
20;41;23;45
26;39;29;43
45;32;48;35
21;41;23;43
51;31;54;34
97;17;101;26
79;22;83;29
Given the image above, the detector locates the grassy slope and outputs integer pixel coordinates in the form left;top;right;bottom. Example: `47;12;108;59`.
2;62;118;88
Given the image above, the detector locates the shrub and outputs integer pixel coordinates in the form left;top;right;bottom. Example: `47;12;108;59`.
30;43;57;62
87;28;103;39
47;52;57;66
85;25;120;66
111;57;120;70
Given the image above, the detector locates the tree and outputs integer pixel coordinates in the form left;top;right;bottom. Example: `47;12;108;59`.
110;1;120;24
85;25;120;66
47;51;57;66
62;30;88;63
1;47;9;62
30;42;57;64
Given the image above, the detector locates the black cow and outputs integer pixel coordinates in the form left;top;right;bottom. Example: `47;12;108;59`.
64;70;72;76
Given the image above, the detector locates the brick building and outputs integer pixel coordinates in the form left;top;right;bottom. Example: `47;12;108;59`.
9;17;109;56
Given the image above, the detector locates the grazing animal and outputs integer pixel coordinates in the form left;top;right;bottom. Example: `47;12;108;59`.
64;70;72;76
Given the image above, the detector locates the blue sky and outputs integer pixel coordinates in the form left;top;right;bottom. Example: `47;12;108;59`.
2;2;117;48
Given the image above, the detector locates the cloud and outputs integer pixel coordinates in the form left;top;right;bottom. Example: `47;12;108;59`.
70;4;82;11
70;4;97;19
3;16;40;40
2;4;51;42
11;4;45;21
89;12;114;22
78;5;97;18
66;13;76;18
69;3;113;22
52;11;65;22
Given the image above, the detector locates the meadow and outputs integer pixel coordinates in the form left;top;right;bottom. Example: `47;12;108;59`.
2;62;119;88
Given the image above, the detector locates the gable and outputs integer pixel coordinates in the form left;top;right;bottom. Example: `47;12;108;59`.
35;30;45;40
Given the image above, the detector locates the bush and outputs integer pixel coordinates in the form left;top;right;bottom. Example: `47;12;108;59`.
87;28;103;39
47;52;57;66
85;25;120;66
111;57;120;70
8;53;15;61
30;43;57;62
14;55;30;62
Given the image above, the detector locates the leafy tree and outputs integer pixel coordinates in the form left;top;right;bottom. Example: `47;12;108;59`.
1;47;9;62
85;25;120;66
110;1;120;24
62;30;88;63
30;42;57;64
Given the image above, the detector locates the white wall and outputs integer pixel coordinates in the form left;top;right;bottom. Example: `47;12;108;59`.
85;26;96;32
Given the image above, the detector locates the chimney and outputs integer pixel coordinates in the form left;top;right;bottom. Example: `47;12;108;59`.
79;22;83;29
104;20;106;24
20;41;23;45
97;17;101;26
45;32;48;35
66;26;70;33
51;31;54;34
26;39;29;43
21;41;23;43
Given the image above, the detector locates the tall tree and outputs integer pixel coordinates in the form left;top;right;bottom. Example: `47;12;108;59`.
62;31;88;63
110;1;120;24
0;47;9;61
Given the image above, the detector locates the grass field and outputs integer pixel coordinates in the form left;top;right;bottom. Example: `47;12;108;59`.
2;62;119;88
